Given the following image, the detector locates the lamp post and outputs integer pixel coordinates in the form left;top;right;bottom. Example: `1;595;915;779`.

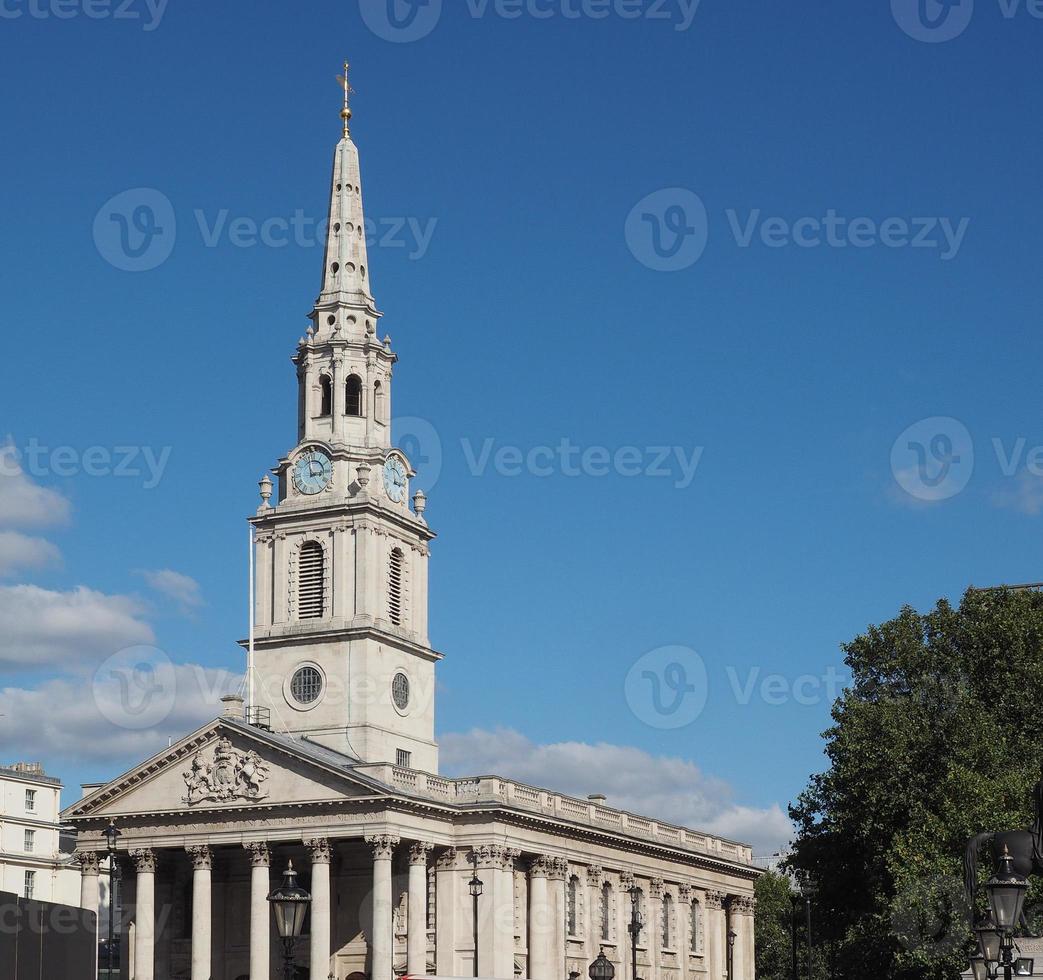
102;819;120;980
627;885;643;980
469;850;483;979
984;847;1029;980
727;928;738;980
590;950;615;980
268;860;311;980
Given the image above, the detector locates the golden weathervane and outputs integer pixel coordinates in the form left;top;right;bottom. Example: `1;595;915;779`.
337;60;354;137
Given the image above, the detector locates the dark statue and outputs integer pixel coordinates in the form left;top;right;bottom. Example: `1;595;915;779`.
964;765;1043;922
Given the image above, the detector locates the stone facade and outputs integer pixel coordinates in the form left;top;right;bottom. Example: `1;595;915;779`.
63;67;760;980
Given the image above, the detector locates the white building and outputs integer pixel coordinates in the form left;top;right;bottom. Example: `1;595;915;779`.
0;761;80;906
64;66;760;980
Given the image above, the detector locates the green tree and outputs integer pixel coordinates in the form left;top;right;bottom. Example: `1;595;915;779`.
788;588;1043;980
755;871;795;980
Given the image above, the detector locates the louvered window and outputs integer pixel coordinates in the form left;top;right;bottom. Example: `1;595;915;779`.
388;548;404;625
298;542;325;619
345;375;363;417
319;376;332;417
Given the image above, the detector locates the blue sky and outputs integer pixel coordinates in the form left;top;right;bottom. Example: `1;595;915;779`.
1;0;1041;853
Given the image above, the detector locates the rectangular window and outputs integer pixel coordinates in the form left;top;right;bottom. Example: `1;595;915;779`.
24;871;35;900
396;749;412;770
24;830;35;853
25;789;36;812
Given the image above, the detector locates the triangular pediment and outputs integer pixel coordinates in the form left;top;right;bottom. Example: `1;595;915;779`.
65;719;393;821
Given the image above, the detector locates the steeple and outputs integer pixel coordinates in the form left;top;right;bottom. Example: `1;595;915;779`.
315;61;376;316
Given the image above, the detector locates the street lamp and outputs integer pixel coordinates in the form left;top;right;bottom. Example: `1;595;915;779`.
984;846;1029;980
589;950;615;980
627;885;643;980
469;850;483;979
102;819;120;979
268;860;311;980
727;928;738;980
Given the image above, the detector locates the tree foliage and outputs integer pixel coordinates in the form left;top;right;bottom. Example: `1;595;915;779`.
755;870;796;980
788;588;1043;980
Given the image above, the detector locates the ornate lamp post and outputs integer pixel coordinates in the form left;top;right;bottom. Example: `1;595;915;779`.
268;861;311;980
627;885;643;980
469;850;483;979
727;928;738;980
589;950;615;980
102;819;120;979
980;847;1029;980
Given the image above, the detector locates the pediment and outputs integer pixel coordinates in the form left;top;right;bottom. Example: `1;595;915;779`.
66;719;392;821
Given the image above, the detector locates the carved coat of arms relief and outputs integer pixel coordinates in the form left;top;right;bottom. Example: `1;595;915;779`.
182;738;271;806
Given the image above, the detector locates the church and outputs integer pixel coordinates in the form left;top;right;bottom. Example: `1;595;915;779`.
64;67;759;980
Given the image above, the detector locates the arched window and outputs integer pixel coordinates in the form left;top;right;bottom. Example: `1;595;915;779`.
298;541;325;619
319;376;332;417
388;548;404;626
690;899;703;954
567;875;580;936
662;893;673;949
345;375;363;417
374;380;385;423
601;882;612;941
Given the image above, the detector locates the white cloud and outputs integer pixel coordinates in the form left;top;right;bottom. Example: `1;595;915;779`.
0;531;61;577
0;584;154;668
991;472;1043;516
138;569;204;612
440;728;794;855
0;443;71;529
0;663;239;766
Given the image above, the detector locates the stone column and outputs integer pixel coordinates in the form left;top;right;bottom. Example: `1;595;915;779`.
306;839;332;980
678;885;693;980
367;835;399;980
408;842;433;976
77;852;101;975
498;849;521;978
706;891;726;980
245;842;271;980
434;849;458;975
650;878;664;980
273;532;288;624
584;866;603;961
331;355;344;443
546;858;568;980
619;873;635;980
131;849;156;980
186;846;213;980
729;896;755;980
528;858;553;980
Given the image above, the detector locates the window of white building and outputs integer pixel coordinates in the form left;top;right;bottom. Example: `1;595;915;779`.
25;789;36;812
24;871;36;900
24;829;35;853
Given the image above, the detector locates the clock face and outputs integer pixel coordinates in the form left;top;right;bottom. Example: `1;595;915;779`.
292;450;333;495
383;457;407;503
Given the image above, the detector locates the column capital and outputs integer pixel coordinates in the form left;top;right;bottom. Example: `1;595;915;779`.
585;864;604;886
650;877;665;900
187;845;213;871
305;838;332;865
474;844;506;870
435;847;458;871
408;841;434;866
531;856;568;881
244;841;271;868
131;848;157;874
678;883;693;902
705;890;726;911
619;871;636;890
76;850;102;876
366;834;400;861
730;895;756;916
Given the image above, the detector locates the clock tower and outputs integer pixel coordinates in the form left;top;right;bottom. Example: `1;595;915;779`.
245;65;441;773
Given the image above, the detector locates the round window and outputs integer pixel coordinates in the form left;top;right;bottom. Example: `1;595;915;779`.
290;666;324;705
392;672;410;711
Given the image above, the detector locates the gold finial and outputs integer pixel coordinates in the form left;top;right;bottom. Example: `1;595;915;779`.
337;60;353;137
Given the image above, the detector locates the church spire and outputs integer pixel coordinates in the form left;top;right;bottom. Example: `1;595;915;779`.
316;60;375;314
